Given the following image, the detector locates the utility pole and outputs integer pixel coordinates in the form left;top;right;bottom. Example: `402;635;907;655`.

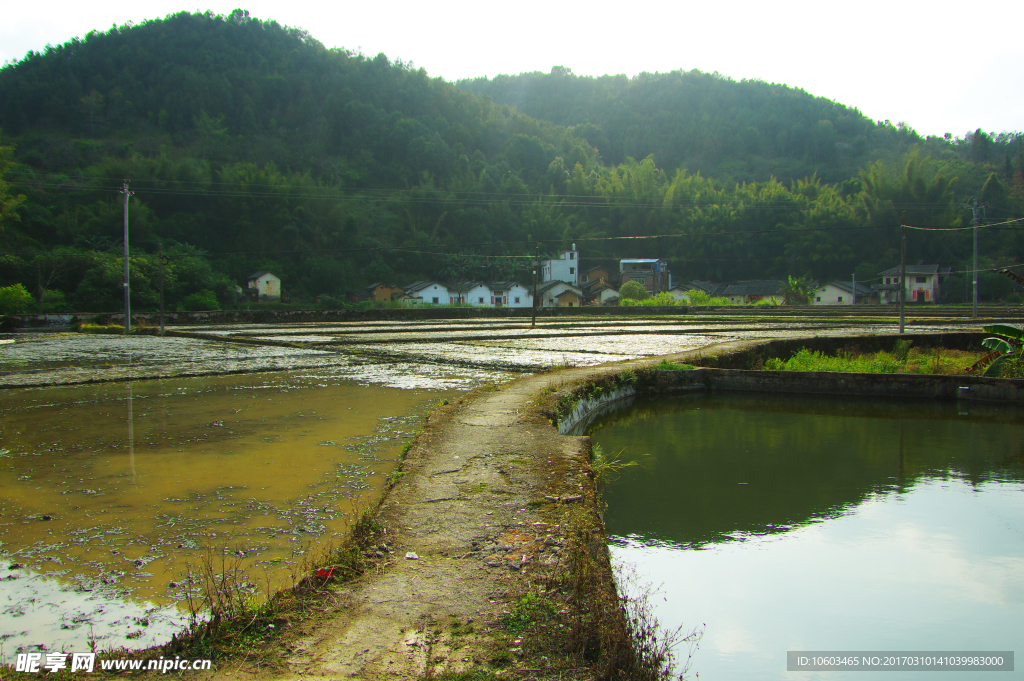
120;180;133;334
158;243;166;336
899;212;906;334
852;272;856;306
968;197;986;318
531;245;539;328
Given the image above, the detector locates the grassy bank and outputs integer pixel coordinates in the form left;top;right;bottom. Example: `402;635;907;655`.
762;343;983;375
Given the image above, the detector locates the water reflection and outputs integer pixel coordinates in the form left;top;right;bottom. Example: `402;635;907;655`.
0;370;453;653
592;394;1024;548
592;394;1024;680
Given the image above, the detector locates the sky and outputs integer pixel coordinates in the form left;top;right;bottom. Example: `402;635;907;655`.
2;0;1022;140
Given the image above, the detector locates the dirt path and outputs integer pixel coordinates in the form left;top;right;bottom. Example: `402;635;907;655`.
203;339;760;681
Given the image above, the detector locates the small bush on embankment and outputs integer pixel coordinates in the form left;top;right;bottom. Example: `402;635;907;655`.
764;343;983;375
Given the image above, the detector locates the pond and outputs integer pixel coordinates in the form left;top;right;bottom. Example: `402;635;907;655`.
591;393;1024;680
0;369;465;656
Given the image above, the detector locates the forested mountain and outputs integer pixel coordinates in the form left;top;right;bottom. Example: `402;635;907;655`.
459;68;925;184
0;11;1022;313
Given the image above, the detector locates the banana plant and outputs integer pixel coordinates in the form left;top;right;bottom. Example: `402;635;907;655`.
969;324;1024;376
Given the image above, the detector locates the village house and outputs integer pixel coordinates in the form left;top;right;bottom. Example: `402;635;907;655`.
813;281;874;305
874;265;950;304
582;278;619;305
722;280;783;304
403;280;450;306
619;259;671;294
486;281;533;308
367;282;405;302
540;244;580;286
581;265;612;285
538;281;584;307
668;286;692;301
247;271;281;301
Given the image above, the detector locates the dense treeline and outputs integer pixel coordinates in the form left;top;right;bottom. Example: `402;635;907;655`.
0;11;1022;313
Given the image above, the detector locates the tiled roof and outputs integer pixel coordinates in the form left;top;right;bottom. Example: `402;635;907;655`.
722;280;784;296
877;264;941;276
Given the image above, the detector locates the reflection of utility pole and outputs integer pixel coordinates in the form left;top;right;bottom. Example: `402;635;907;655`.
899;212;906;334
120;180;133;334
967;197;987;318
531;245;539;328
852;273;856;305
127;383;135;484
898;421;904;481
158;244;167;336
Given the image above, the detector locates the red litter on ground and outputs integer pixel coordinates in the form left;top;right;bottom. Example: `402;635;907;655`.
316;568;335;579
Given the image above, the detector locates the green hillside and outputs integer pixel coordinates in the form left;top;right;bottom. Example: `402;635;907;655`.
0;11;1022;314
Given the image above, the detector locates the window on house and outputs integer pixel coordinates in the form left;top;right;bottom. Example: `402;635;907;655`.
816;296;821;302
432;297;439;304
569;267;575;274
838;296;843;302
569;252;574;260
514;297;520;303
916;276;927;283
478;297;484;303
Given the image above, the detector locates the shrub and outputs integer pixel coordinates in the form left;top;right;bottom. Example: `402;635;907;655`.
0;283;33;314
181;289;220;311
618;280;649;301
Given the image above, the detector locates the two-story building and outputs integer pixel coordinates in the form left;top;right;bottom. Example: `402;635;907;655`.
875;265;950;304
619;259;671;294
540;244;580;286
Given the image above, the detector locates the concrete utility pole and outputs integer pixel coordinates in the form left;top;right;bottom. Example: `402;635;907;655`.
531;245;539;328
120;180;133;333
968;197;986;318
899;212;907;334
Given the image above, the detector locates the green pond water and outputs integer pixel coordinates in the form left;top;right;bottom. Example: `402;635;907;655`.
591;394;1024;680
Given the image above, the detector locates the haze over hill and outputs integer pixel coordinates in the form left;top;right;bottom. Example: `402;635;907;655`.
0;10;1022;313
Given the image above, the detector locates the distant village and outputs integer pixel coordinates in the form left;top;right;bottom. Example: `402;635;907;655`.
242;247;952;308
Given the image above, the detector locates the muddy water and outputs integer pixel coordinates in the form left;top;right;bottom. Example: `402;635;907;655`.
0;372;455;655
591;395;1024;681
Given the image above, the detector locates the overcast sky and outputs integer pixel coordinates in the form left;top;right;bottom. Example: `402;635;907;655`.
3;1;1021;140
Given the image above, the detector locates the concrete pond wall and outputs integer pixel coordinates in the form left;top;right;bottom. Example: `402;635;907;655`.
556;333;1024;435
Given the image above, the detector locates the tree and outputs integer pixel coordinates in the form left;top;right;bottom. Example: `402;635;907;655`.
619;280;649;301
781;275;814;305
0;137;25;231
0;283;33;314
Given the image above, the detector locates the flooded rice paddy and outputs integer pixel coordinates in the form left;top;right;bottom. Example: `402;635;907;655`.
0;370;465;655
0;316;986;660
591;394;1024;681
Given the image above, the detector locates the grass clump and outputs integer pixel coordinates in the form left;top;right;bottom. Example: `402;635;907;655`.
764;344;983;375
590;443;638;484
655;359;697;371
76;322;125;334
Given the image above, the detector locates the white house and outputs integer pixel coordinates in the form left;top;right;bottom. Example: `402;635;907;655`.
875;265;949;304
404;280;450;305
540;244;579;286
247;271;281;301
487;281;532;308
813;281;873;305
585;282;619;305
538;281;584;307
